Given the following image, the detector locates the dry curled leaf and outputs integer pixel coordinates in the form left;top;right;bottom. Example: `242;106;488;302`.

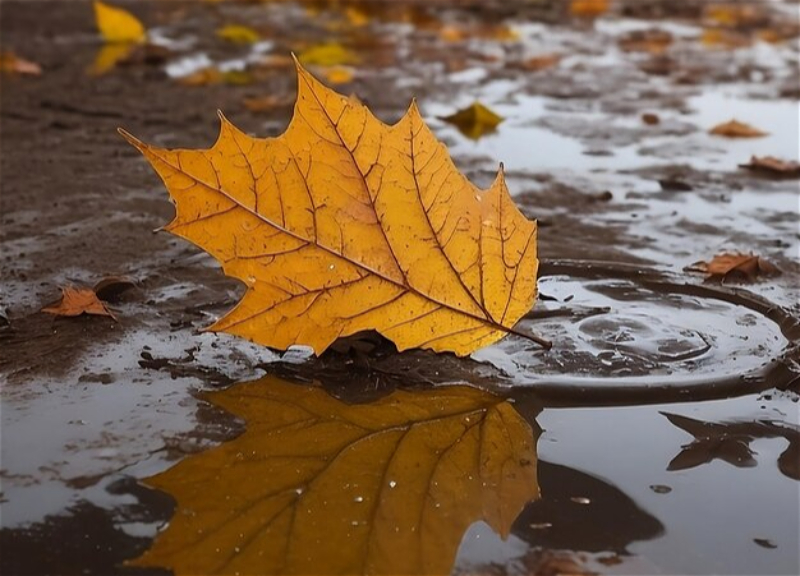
122;60;544;356
0;51;42;76
93;0;146;44
642;113;660;125
41;286;116;319
440;101;504;140
739;155;800;178
131;376;540;575
686;252;780;282
709;119;767;138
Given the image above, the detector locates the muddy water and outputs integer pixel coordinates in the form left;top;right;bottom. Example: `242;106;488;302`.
1;0;799;574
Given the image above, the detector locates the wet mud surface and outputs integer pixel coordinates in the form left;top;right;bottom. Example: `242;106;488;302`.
1;0;799;574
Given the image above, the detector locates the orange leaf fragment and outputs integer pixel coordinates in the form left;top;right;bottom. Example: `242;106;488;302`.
687;253;780;282
570;0;610;17
0;51;42;76
42;286;116;319
739;156;800;178
519;53;561;72
709;119;768;138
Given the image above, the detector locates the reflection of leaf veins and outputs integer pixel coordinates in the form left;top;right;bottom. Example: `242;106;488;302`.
132;376;540;575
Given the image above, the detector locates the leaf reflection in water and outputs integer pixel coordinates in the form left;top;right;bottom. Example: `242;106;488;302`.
132;376;540;575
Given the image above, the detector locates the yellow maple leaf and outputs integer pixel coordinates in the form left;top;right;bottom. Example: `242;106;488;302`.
121;59;545;356
297;42;359;66
93;1;146;44
130;376;540;575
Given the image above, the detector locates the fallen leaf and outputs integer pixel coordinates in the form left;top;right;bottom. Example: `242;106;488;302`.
321;65;355;85
440;101;504;140
709;119;768;138
739;155;800;178
704;4;766;28
41;286;116;319
242;94;293;113
130;376;540;575
686;252;780;282
518;53;561;72
88;42;137;75
216;24;260;44
298;42;359;66
569;0;609;17
93;0;146;44
0;51;42;75
121;60;544;356
641;113;660;125
439;24;520;43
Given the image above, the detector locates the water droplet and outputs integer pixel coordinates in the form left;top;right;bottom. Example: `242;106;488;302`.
295;487;304;495
571;496;591;505
354;496;364;503
389;480;397;488
530;522;552;529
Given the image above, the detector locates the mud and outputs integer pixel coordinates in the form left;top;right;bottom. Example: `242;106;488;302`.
1;0;799;574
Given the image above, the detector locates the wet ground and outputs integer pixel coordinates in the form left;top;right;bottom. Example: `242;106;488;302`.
1;0;799;574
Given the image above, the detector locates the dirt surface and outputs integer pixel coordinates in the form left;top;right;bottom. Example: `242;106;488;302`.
1;0;799;575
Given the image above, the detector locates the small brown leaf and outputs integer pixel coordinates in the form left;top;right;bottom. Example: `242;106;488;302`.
42;286;116;319
710;119;768;138
686;252;780;282
0;51;42;76
739;155;800;178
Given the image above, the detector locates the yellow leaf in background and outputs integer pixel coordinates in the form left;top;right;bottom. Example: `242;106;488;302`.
88;42;136;76
121;60;545;356
0;51;42;75
93;0;146;43
131;376;540;575
700;28;752;49
298;42;359;66
570;0;610;17
216;24;260;44
345;6;370;27
709;119;768;138
440;102;505;140
322;65;355;84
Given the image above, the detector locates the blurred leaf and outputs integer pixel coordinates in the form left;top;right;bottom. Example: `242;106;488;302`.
569;0;610;17
217;24;260;45
321;65;355;85
131;376;540;575
739;155;800;178
685;252;780;282
440;102;504;140
88;42;136;75
93;1;146;44
709;119;768;138
0;51;42;75
298;42;359;66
